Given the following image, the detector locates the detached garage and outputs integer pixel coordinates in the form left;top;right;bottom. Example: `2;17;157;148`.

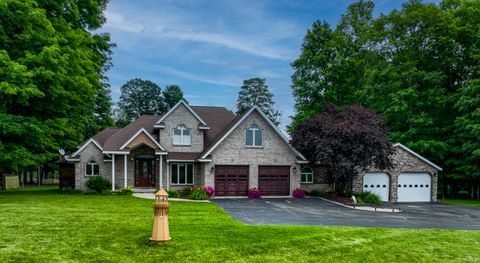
354;143;442;203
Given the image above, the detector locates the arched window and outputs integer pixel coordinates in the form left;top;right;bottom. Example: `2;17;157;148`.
173;125;191;145
300;167;313;183
85;160;99;176
245;124;262;147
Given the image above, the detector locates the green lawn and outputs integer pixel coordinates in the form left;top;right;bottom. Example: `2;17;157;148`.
0;188;479;262
440;198;480;207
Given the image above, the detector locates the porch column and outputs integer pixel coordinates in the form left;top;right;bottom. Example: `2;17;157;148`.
166;160;170;190
159;155;163;188
124;154;128;188
111;154;115;191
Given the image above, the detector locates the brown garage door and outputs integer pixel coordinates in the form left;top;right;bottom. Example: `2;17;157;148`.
215;165;249;196
258;166;290;196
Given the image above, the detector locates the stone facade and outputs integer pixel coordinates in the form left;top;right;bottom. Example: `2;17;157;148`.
352;146;439;202
159;103;204;153
204;111;301;195
73;105;303;195
299;166;332;192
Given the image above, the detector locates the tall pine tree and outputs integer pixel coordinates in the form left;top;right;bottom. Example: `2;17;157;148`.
236;78;281;126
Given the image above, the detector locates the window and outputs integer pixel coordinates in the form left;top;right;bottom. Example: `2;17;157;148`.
173;126;191;145
171;163;194;185
300;167;313;183
85;161;99;176
245;124;262;147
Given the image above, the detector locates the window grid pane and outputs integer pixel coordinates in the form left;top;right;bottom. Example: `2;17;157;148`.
179;164;186;184
246;129;253;145
93;165;99;175
187;164;193;184
86;164;92;176
254;130;262;146
171;164;178;184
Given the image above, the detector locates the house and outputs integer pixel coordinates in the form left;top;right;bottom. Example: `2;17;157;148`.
66;100;307;196
300;143;442;202
65;100;441;201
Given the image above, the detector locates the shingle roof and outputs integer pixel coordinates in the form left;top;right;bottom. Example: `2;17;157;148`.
103;115;161;151
190;106;237;147
84;106;241;155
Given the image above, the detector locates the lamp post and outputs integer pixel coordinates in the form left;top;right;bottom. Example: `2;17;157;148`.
150;188;171;242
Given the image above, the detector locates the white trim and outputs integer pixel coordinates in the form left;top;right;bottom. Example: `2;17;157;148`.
103;151;130;154
159;155;163;188
393;143;442;171
112;154;116;191
85;161;100;177
172;126;191;146
155;100;208;126
166;159;196;163
169;162;195;185
300;167;314;183
123;154;128;188
65;158;80;162
154;124;165;129
103;159;112;163
119;128;165;151
245;125;263;147
296;160;309;164
199;126;210;130
200;106;307;160
197;159;212;162
155;151;168;155
72;139;102;157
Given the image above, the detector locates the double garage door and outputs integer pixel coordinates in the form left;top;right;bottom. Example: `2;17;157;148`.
215;165;290;196
363;172;432;202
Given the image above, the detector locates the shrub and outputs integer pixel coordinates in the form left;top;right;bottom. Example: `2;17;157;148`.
292;188;306;198
309;189;326;197
457;190;469;199
118;186;133;195
86;176;111;193
354;191;382;204
167;189;181;198
343;189;355;197
248;188;261;199
204;186;215;196
181;187;192;197
191;188;208;200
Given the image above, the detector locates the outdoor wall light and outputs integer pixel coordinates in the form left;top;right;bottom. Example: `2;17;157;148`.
210;166;215;174
292;166;297;175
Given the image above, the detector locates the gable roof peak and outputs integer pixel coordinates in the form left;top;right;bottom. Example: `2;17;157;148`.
155;100;208;126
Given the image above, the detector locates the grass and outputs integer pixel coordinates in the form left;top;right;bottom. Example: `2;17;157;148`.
0;187;479;262
440;198;480;207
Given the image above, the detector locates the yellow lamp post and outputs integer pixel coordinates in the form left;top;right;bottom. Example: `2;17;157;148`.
150;188;171;242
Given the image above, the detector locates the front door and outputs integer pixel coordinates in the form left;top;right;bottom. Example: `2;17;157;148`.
135;158;155;187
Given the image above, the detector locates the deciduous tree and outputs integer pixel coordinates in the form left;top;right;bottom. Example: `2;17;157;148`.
291;104;394;192
118;79;166;121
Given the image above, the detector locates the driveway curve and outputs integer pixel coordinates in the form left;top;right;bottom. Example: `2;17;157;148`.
211;198;480;230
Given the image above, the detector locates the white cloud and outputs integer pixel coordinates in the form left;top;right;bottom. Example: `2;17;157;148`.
103;10;296;60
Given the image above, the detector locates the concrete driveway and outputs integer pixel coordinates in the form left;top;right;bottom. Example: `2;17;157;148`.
211;198;480;230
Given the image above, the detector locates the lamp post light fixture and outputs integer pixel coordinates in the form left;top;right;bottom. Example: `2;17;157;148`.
292;166;297;176
150;188;171;242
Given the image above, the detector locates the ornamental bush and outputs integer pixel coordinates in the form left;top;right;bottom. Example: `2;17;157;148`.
292;188;306;198
86;176;111;193
191;188;208;200
248;188;261;199
118;186;133;195
204;186;215;196
167;189;181;198
354;191;382;205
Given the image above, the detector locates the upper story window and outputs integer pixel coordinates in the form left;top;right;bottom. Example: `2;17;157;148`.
245;124;262;147
173;125;191;145
300;167;313;183
85;160;99;176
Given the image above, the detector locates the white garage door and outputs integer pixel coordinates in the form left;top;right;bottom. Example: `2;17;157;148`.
397;173;431;202
363;173;389;202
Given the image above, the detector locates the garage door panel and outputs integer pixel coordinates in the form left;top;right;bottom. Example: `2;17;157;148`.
363;172;389;202
259;166;290;196
215;165;249;196
397;173;431;202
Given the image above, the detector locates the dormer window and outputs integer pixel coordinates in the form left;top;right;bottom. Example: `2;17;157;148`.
173;126;191;145
245;124;262;147
85;160;99;176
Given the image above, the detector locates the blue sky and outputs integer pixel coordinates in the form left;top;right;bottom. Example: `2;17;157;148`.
100;0;436;132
